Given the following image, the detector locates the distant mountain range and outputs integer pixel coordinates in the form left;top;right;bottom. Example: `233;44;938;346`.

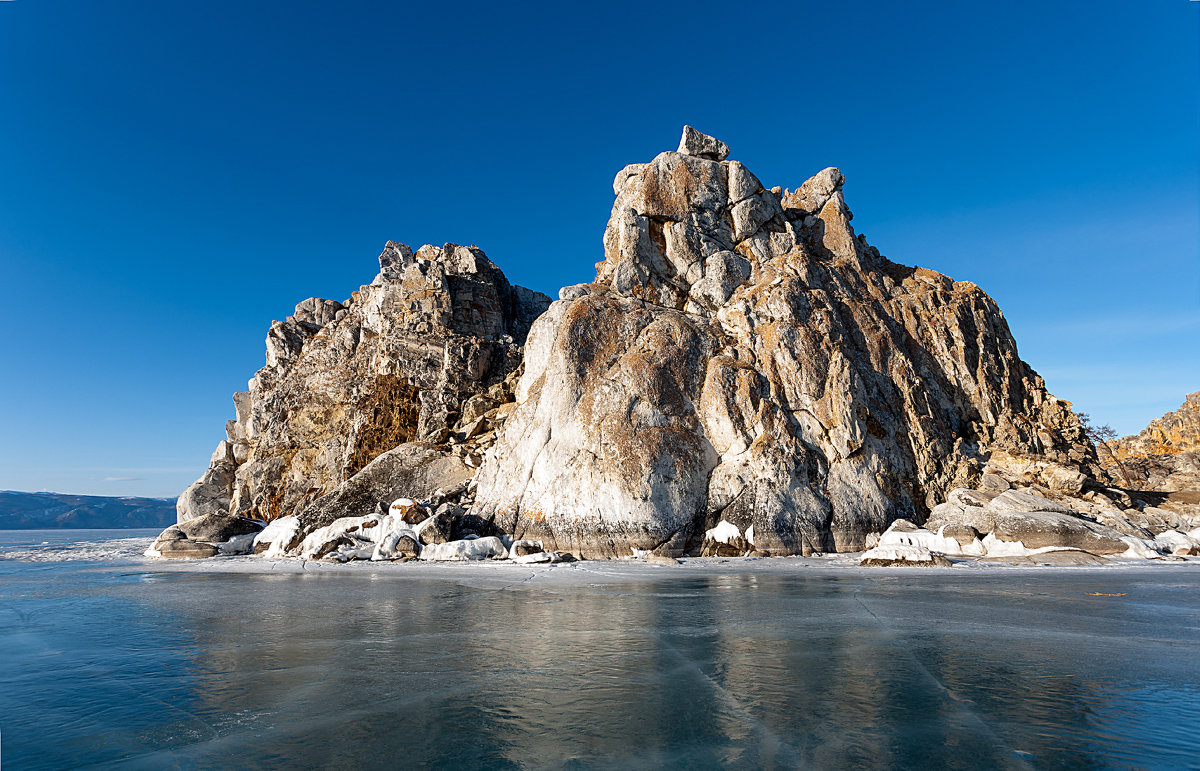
0;491;177;529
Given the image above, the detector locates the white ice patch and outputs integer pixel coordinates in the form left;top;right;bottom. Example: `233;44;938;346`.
746;525;754;546
879;525;984;557
218;532;256;555
1155;530;1200;556
419;536;507;561
860;544;942;564
705;520;742;545
253;515;300;559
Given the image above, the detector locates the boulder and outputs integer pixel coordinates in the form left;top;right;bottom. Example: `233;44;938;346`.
415;508;455;545
156;539;220;559
392;535;422;558
177;513;263;543
176;442;237;524
157;526;185;541
860;544;953;567
981;549;1107;566
942;523;981;546
990;510;1129;554
292;443;473;545
948;488;999;508
986;489;1072;515
980;473;1011;491
509;539;544;558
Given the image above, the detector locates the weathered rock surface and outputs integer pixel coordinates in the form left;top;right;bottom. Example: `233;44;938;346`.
177;513;263;543
292;443;473;543
174;242;551;532
472;127;1102;558
155;539;220;559
419;536;508;561
990;510;1128;554
1114;392;1200;460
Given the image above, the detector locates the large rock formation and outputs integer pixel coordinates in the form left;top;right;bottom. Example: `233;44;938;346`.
161;126;1193;565
470;126;1102;558
175;242;551;526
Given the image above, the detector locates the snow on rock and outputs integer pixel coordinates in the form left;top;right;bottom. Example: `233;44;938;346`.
876;519;984;557
705;521;742;545
1157;528;1200;556
299;513;420;560
1118;535;1161;559
252;515;300;558
860;544;952;567
419;536;508;561
217;532;257;555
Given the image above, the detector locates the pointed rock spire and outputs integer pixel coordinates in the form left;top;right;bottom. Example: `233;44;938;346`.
677;125;729;161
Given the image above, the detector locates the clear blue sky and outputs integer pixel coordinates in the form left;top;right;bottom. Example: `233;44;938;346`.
1;1;1197;498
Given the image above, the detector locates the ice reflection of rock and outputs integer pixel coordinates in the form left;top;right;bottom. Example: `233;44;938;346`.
109;569;1200;768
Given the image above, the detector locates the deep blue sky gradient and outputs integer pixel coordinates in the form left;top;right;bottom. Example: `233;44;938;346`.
2;0;1197;496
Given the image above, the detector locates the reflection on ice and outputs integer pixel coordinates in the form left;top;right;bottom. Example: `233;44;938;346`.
0;540;1198;769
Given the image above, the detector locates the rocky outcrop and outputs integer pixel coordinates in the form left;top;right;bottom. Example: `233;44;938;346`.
1115;392;1200;459
159;126;1192;566
470;127;1101;559
174;242;552;533
1105;393;1200;496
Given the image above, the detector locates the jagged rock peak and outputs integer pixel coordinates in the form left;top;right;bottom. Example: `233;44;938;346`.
472;128;1101;558
376;241;503;285
175;240;551;525
677;125;729;161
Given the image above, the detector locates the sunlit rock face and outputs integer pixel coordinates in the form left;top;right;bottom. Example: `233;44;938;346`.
176;242;551;524
471;126;1101;558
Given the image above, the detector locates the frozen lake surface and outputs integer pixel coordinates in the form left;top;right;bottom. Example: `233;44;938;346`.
2;529;1198;769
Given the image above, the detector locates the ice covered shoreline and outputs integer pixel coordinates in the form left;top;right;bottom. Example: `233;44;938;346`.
6;530;1199;587
140;549;1200;589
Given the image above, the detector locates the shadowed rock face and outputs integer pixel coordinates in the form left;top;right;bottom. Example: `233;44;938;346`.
470;128;1101;558
177;242;551;524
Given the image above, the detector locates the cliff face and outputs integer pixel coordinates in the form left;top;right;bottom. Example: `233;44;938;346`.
176;242;552;524
1115;392;1200;459
470;128;1100;557
1108;393;1200;494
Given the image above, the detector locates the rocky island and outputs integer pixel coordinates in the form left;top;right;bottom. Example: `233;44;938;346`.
148;128;1200;566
